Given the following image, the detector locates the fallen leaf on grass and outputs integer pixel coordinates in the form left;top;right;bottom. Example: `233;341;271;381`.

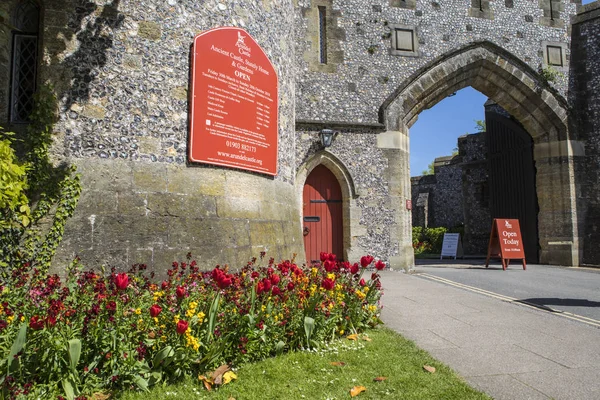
423;365;436;373
222;371;237;384
347;334;358;341
373;376;387;382
350;386;367;397
228;397;236;400
361;336;372;342
212;363;231;385
91;393;110;400
330;361;346;366
198;375;213;391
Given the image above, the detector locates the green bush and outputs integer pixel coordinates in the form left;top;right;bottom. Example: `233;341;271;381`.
0;85;81;275
411;226;449;254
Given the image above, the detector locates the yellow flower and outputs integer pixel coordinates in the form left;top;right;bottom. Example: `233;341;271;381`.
7;315;14;324
20;316;25;322
189;301;198;310
173;314;180;324
363;287;370;294
153;317;159;324
311;267;318;277
327;273;335;280
355;290;366;300
134;308;141;315
186;309;195;318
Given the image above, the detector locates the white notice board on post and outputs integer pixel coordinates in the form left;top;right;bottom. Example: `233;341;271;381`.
440;233;463;260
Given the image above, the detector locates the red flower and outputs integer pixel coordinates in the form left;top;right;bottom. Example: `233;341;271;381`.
272;287;281;296
350;263;359;274
212;268;232;289
270;274;280;286
360;255;374;268
327;253;336;262
149;304;162;318
176;319;188;335
321;278;335;291
287;282;295;291
324;260;336;272
105;301;117;311
46;315;57;327
176;286;186;299
359;278;366;287
262;278;272;292
375;260;386;270
320;252;328;262
161;281;169;290
29;316;44;330
114;273;129;290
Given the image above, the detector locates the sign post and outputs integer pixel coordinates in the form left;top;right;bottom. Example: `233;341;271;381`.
440;233;463;260
485;219;526;270
189;27;278;175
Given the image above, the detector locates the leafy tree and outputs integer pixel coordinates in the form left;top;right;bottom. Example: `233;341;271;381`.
474;120;486;132
421;160;435;175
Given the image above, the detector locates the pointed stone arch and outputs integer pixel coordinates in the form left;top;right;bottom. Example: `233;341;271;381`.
296;151;361;263
380;41;582;266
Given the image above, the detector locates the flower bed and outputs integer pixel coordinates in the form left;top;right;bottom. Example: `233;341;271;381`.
0;253;384;399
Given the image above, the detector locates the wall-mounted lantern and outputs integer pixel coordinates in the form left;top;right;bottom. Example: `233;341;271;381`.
319;129;337;148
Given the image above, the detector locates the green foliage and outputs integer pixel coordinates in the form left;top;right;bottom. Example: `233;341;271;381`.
0;136;30;228
474;119;486;132
0;85;82;275
421;161;435;176
0;253;384;398
538;65;563;85
412;226;449;254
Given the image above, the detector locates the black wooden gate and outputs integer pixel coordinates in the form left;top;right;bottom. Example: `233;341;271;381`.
487;110;539;263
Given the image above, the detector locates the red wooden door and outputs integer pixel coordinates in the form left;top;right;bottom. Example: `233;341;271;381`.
303;165;343;263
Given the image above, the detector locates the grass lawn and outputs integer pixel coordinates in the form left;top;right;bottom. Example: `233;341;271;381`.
119;327;490;400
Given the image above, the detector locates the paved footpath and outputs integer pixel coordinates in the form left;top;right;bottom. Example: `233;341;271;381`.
379;269;600;400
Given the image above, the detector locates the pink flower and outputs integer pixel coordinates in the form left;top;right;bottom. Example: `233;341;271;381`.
360;255;374;268
114;273;129;290
375;260;386;271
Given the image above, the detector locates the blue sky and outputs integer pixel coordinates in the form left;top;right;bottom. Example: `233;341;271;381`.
409;87;486;176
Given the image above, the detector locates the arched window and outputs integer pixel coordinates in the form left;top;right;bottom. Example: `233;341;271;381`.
10;0;40;123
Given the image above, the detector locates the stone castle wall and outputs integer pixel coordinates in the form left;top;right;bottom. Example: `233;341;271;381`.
1;0;304;273
570;2;600;266
295;0;577;125
1;0;598;270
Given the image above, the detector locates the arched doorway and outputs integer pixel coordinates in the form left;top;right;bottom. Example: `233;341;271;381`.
303;165;343;263
380;41;581;266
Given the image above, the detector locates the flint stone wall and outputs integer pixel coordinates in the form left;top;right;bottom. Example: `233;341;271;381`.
570;2;600;266
0;0;304;273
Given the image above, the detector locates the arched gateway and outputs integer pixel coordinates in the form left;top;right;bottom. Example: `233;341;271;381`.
380;41;582;267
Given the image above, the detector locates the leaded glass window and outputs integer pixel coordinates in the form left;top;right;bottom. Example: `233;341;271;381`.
10;0;40;123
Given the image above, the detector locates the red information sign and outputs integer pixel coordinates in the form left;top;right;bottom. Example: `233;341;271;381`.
189;27;278;175
485;218;526;270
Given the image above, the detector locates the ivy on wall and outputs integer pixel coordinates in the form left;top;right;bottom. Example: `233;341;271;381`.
0;85;81;276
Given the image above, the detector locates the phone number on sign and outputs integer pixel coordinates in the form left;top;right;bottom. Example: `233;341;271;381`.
226;140;257;153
